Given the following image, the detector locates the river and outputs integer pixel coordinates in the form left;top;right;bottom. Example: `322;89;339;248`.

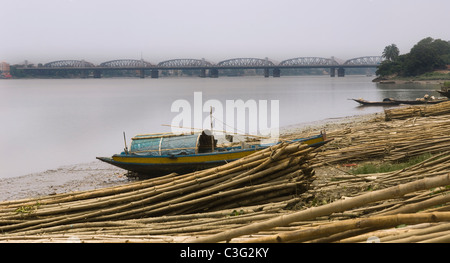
0;76;440;178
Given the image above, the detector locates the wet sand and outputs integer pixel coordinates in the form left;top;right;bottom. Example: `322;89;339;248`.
0;112;382;202
0;161;130;201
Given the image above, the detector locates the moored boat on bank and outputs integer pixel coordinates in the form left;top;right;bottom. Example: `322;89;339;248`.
351;96;448;106
97;130;328;178
436;84;450;98
436;90;450;98
393;98;448;105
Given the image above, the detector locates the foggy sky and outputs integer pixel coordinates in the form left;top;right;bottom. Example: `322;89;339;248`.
1;0;449;65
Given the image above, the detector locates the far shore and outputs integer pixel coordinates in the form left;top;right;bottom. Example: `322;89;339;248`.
374;79;446;85
372;70;450;85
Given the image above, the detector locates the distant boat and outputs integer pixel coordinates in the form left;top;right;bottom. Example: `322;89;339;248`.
350;98;400;106
351;97;448;106
0;73;12;79
97;130;328;178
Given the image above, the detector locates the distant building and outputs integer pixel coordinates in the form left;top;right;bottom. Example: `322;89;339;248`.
0;62;12;78
1;62;10;73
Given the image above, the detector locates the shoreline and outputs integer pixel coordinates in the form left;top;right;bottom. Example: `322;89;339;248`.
372;73;450;85
375;79;445;85
0;112;382;202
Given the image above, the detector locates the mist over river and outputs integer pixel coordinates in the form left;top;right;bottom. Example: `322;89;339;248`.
0;76;440;178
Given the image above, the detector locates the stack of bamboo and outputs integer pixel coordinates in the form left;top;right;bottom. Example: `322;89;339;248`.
0;199;297;243
311;151;450;209
3;161;449;243
314;115;450;164
188;170;450;243
0;141;317;236
385;100;450;120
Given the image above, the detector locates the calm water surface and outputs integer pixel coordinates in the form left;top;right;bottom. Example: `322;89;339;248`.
0;76;440;178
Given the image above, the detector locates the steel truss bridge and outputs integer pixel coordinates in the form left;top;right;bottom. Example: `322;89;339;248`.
19;56;383;78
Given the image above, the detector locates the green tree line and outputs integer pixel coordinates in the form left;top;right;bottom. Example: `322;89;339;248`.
377;37;450;77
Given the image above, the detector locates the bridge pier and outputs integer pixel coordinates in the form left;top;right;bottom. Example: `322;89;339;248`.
273;68;280;77
337;67;345;77
93;69;102;78
330;67;335;77
209;68;219;78
200;68;207;78
139;69;145;78
151;69;159;78
80;70;89;78
264;68;270;78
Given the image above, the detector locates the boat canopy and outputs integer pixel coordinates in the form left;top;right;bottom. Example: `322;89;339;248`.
130;131;215;156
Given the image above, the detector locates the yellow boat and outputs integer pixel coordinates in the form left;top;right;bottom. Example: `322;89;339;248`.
97;131;327;178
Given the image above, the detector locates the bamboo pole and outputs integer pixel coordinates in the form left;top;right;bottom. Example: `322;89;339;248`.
378;190;450;216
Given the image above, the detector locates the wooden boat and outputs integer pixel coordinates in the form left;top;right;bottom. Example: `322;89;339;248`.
436;83;450;98
352;97;448;106
393;98;448;105
436;89;450;99
97;130;328;178
351;98;400;106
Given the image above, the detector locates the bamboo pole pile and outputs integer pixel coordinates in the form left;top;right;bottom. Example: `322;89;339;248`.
208;112;450;243
385;100;450;121
311;151;450;214
3;151;450;243
0;141;318;238
3;163;450;243
314;114;450;164
187;172;450;243
0;199;297;243
236;212;450;243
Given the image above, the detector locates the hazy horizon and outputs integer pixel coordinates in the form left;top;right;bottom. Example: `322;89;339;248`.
1;0;449;65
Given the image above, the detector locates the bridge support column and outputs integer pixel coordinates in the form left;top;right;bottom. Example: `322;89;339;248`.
93;70;102;78
200;68;207;78
338;67;345;77
81;70;89;78
330;67;335;77
264;68;270;78
151;69;159;78
139;69;145;78
273;68;280;77
209;68;219;78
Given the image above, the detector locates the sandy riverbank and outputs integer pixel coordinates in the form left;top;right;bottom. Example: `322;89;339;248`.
0;161;130;201
0;112;382;202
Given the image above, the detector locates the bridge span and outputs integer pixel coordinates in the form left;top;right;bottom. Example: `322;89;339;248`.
18;56;382;78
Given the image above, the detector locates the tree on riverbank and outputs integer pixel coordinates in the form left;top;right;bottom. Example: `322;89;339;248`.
382;44;399;62
376;37;450;78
